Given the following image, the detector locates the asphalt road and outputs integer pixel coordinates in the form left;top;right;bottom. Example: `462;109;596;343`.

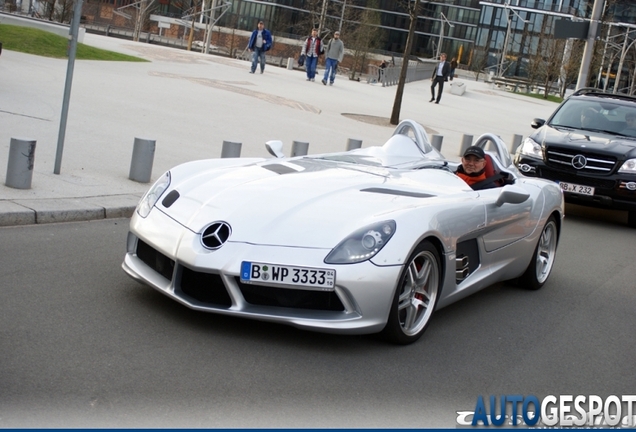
0;206;635;428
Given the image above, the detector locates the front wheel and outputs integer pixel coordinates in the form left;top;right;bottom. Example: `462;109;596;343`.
382;241;441;345
520;216;559;290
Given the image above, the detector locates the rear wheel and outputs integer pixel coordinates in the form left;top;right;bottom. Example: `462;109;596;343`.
382;241;441;345
520;216;558;290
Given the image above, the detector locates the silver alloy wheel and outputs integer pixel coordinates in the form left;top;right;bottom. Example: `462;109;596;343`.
535;220;558;284
397;250;440;336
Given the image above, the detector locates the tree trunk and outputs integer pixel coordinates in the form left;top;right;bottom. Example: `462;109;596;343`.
390;0;419;125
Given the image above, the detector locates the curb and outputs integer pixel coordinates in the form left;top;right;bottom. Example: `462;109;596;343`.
0;194;142;227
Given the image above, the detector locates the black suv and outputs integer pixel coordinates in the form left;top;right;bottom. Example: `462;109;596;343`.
514;88;636;227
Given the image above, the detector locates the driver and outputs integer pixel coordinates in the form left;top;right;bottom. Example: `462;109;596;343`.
456;146;488;186
622;112;636;134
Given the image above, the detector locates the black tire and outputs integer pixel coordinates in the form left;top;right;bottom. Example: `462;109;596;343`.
382;241;442;345
628;210;636;228
520;216;559;290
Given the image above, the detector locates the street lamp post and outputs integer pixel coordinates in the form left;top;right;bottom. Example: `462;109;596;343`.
436;12;454;59
339;0;346;33
319;0;328;32
497;2;527;78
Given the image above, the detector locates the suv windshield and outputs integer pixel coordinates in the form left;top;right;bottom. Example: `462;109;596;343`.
549;99;636;137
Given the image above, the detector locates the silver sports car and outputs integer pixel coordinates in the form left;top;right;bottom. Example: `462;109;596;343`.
122;120;564;344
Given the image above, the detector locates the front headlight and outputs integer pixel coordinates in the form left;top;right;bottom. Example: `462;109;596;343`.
618;159;636;174
518;136;543;159
137;171;171;218
324;220;396;264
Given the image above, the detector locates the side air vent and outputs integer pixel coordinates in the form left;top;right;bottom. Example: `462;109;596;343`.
456;239;480;283
360;187;434;198
456;255;470;282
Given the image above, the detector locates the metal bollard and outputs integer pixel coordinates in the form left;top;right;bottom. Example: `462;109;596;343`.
5;137;36;189
221;140;242;158
346;138;363;151
287;58;294;70
292;141;309;157
511;134;523;154
431;135;443;152
459;134;473;156
129;137;156;183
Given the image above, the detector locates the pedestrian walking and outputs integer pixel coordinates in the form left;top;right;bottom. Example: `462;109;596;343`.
430;53;451;104
321;31;344;86
300;28;323;81
247;21;273;74
450;57;458;81
378;60;387;82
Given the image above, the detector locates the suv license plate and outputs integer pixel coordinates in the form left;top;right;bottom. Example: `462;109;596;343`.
558;181;595;196
240;261;336;291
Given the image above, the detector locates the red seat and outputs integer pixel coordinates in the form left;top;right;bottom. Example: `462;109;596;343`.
477;154;505;188
484;154;497;178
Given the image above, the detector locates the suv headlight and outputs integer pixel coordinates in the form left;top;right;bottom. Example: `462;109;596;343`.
137;171;171;218
325;221;396;264
618;159;636;174
518;137;543;159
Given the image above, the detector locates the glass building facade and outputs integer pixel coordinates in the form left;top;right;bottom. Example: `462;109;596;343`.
113;0;636;80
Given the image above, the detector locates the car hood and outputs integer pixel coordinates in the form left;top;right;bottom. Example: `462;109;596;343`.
156;158;472;248
536;125;636;158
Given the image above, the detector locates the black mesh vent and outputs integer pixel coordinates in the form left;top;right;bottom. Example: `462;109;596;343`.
179;267;232;307
136;239;175;281
236;278;345;311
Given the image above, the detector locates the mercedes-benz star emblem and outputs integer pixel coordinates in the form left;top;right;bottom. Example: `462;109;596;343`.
201;222;232;249
571;154;587;170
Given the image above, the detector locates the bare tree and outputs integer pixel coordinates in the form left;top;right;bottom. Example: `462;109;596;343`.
522;18;562;98
390;0;421;125
132;0;157;42
288;0;322;36
53;0;74;23
558;39;585;97
343;1;384;80
41;0;56;20
183;0;205;51
467;47;490;81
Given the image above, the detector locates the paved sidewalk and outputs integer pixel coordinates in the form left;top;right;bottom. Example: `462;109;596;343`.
0;33;557;226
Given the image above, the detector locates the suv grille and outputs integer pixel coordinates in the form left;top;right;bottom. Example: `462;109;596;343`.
545;147;617;174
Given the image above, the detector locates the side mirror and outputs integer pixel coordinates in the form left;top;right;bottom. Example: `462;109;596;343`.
495;185;530;207
265;140;285;158
531;118;545;129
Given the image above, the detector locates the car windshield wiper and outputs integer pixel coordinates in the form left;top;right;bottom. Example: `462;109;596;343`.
610;131;636;139
551;124;575;131
582;128;615;134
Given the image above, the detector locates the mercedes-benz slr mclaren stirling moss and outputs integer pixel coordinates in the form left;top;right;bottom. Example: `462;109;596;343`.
123;120;564;344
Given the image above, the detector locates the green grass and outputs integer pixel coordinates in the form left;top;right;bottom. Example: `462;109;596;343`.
0;24;148;61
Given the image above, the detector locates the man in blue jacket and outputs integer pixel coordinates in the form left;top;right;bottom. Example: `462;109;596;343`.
247;21;273;74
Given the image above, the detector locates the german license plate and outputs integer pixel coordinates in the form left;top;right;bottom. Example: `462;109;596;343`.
240;261;336;290
558;181;595;196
